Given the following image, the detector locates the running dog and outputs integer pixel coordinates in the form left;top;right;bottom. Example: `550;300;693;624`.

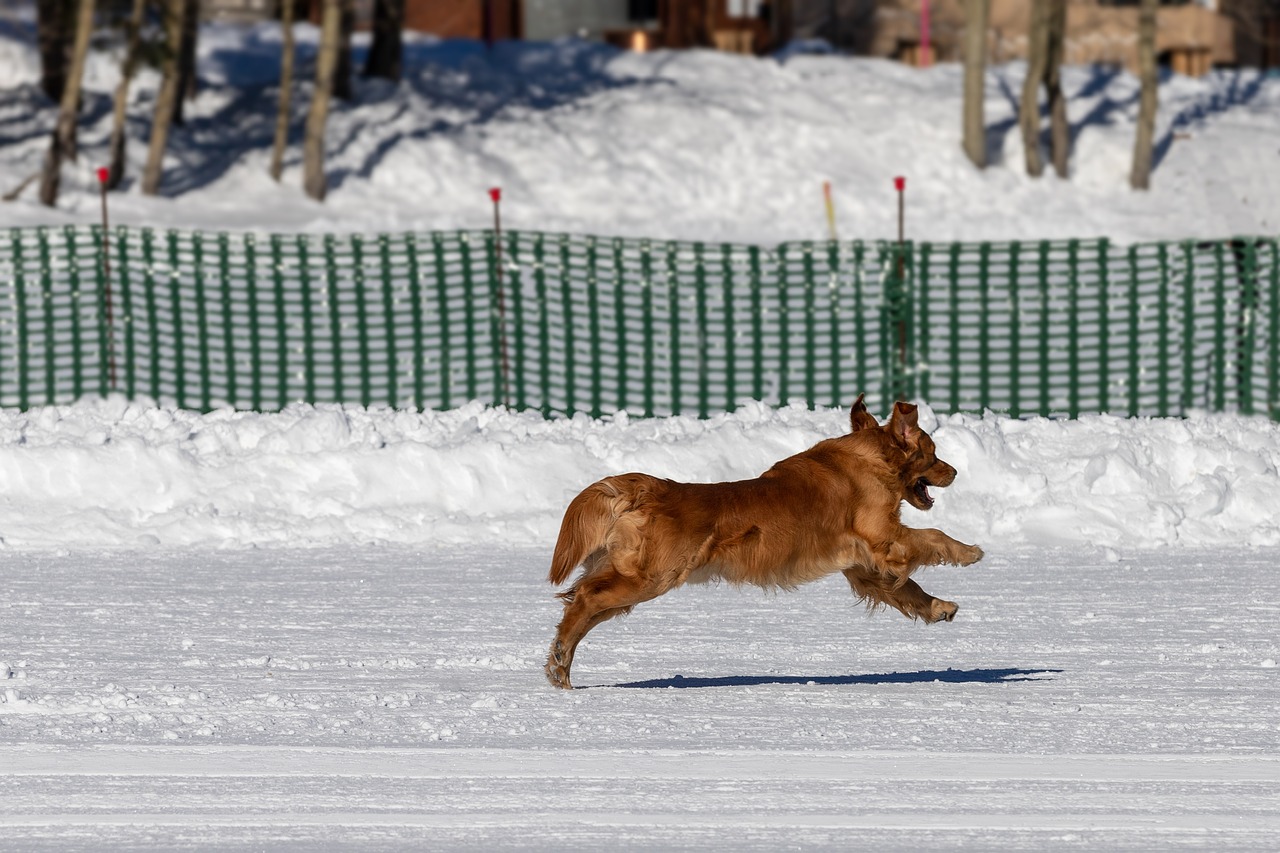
545;397;983;689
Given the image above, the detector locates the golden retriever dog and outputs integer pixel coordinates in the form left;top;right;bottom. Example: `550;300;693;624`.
544;397;984;689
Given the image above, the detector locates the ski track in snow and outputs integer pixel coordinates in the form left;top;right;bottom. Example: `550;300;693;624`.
3;544;1279;849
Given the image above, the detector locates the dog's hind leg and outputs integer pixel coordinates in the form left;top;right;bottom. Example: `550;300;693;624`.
546;568;654;690
843;568;959;624
546;605;632;689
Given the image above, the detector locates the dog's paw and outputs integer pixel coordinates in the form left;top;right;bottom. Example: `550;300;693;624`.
959;544;984;566
545;644;574;690
929;599;959;623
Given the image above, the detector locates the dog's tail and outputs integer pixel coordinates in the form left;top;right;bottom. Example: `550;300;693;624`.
548;479;622;586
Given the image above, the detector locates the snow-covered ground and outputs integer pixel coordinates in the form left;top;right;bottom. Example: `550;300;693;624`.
2;402;1279;849
2;12;1280;850
3;541;1280;849
0;13;1278;243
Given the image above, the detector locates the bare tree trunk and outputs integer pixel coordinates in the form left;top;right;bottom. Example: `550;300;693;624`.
364;0;403;81
1019;0;1049;177
270;0;297;182
173;0;199;126
141;0;185;196
37;0;72;104
106;0;147;190
1130;0;1159;190
334;0;354;101
962;0;990;169
1045;0;1070;178
39;0;95;207
304;0;341;201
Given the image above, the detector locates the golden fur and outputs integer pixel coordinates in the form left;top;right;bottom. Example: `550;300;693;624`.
545;397;984;689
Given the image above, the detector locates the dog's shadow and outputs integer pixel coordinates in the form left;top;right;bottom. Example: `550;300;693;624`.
602;667;1062;690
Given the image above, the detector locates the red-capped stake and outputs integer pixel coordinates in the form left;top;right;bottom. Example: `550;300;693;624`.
97;166;117;389
489;186;511;407
894;176;905;192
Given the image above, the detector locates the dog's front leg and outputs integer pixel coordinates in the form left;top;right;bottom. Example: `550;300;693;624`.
843;568;959;623
881;527;983;577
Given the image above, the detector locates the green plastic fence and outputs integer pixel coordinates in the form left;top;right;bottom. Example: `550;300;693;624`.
0;226;1276;420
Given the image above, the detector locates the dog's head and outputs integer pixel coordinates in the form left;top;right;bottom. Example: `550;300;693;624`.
850;396;957;511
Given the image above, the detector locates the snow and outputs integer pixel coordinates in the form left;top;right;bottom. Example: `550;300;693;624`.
2;402;1279;848
1;398;1279;552
3;544;1280;848
2;15;1280;850
1;16;1278;243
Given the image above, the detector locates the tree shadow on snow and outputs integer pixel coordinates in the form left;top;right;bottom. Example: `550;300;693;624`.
604;667;1062;690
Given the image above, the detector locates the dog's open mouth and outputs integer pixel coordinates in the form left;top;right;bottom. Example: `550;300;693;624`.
913;478;935;509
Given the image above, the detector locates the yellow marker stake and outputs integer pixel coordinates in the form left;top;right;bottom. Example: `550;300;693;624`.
823;181;838;241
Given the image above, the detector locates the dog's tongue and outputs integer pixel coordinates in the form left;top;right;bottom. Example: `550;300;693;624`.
914;480;934;507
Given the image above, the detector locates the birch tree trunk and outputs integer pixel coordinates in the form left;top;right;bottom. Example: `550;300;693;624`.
173;0;199;126
364;0;403;81
141;0;185;196
962;0;990;169
1130;0;1159;190
38;0;95;207
106;0;147;190
1019;0;1049;177
36;0;71;104
270;0;297;182
303;0;341;201
1046;0;1070;178
334;0;354;101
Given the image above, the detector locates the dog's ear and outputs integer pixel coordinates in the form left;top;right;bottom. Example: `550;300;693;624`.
849;393;878;432
888;401;920;446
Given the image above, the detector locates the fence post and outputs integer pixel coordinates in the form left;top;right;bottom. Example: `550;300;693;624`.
270;235;289;409
1156;242;1170;417
1268;239;1279;421
947;242;960;412
1008;242;1021;419
217;233;238;408
1127;244;1141;417
40;228;58;404
1067;239;1080;419
1098;239;1111;414
978;242;992;412
432;232;452;411
694;242;709;419
405;233;425;411
802;242;817;408
12;231;29;409
884;239;912;406
1213;242;1227;412
722;243;736;412
377;234;398;408
142;229;160;402
1234;239;1259;416
117;227;135;400
586;235;602;417
641;240;656;417
193;234;212;411
827;241;841;407
510;232;527;411
667;241;682;415
614;238;628;414
533;234;549;415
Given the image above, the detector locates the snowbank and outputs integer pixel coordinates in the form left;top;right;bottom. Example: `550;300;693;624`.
1;398;1277;551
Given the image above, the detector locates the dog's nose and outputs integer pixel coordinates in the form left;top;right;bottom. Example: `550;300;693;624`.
932;462;957;487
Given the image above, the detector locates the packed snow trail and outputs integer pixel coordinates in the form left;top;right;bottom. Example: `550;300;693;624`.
3;545;1278;849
